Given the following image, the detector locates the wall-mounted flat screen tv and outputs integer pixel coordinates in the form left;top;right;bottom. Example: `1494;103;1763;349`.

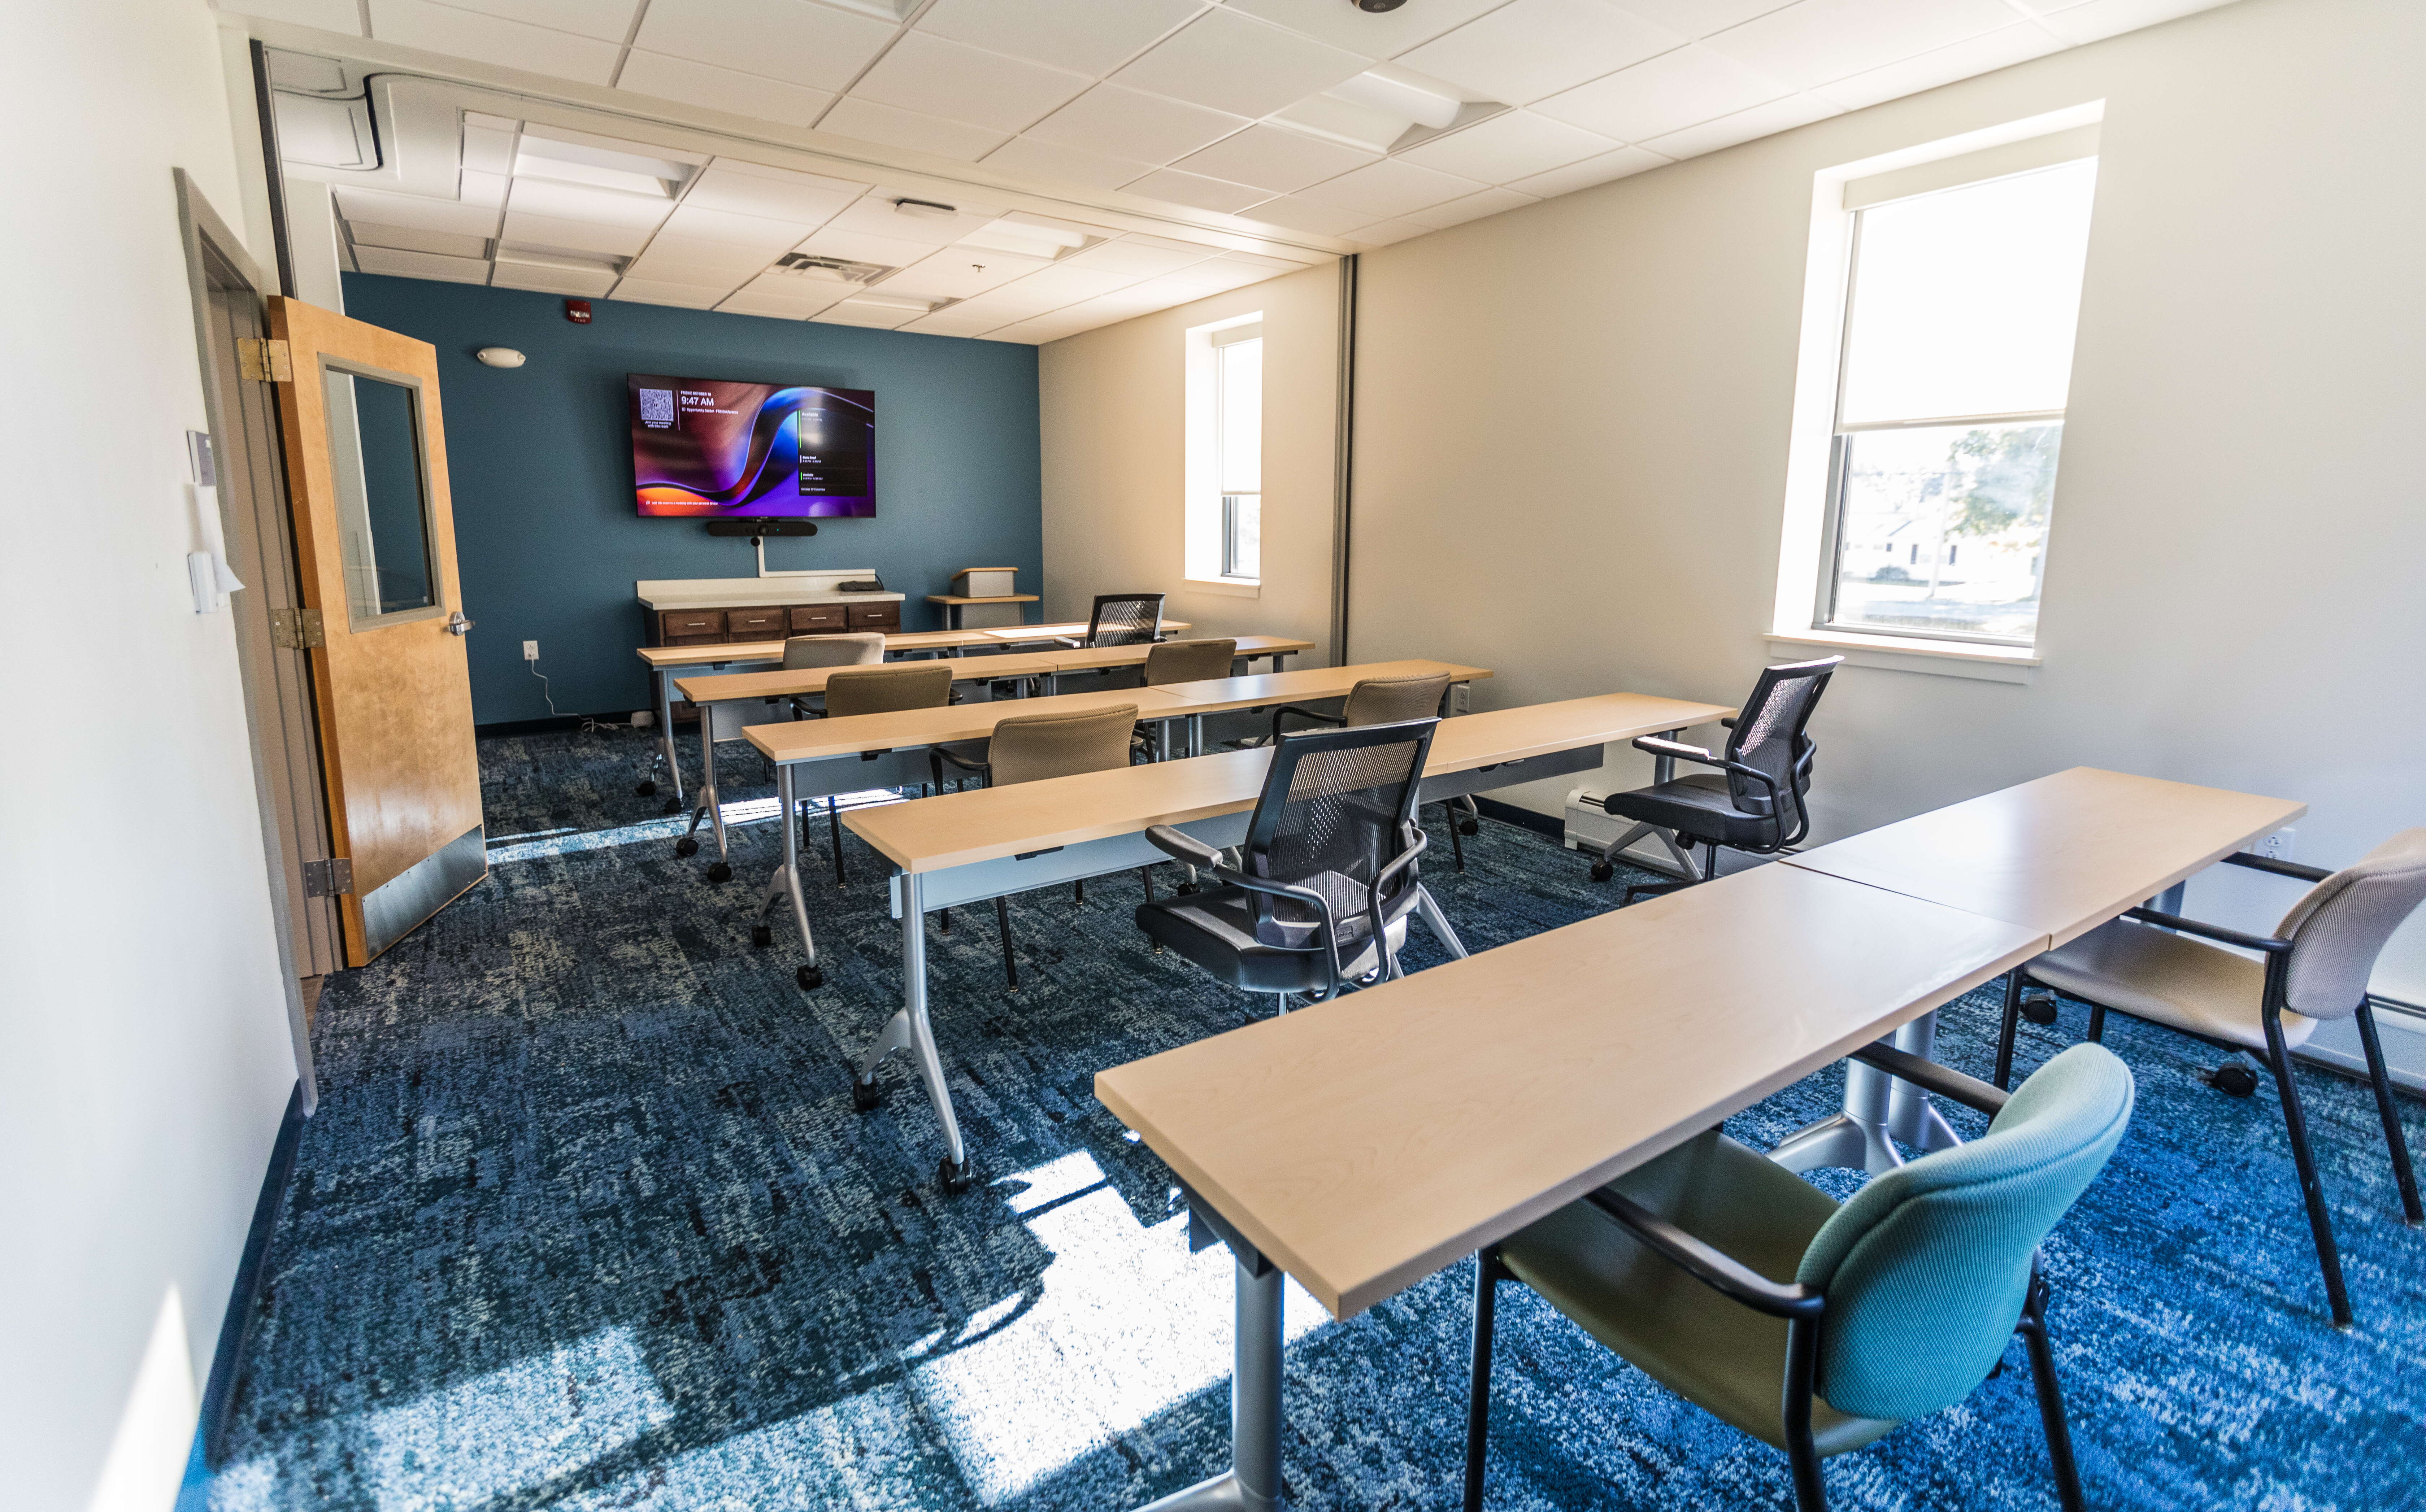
628;374;875;518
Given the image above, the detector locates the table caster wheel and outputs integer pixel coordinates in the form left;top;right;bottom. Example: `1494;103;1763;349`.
2019;990;2059;1026
796;964;823;991
1589;860;1614;883
636;780;657;797
2208;1062;2260;1097
852;1080;882;1112
707;862;732;883
662;799;682;816
938;1156;972;1194
674;836;699;857
751;924;773;948
1458;817;1480;836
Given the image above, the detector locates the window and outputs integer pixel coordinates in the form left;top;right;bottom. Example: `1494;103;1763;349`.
1817;156;2096;648
1185;314;1262;589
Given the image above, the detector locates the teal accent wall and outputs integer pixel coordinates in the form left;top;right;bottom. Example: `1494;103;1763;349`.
340;274;1043;724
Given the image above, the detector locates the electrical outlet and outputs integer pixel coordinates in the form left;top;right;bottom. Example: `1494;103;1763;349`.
522;640;539;661
2257;827;2297;861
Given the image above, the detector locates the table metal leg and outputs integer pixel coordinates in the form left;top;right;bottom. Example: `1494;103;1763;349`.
855;871;971;1190
657;669;685;806
1413;885;1470;960
1135;1252;1285;1511
1885;1011;1963;1153
1187;714;1205;759
1771;1010;1956;1175
756;764;821;989
705;719;729;862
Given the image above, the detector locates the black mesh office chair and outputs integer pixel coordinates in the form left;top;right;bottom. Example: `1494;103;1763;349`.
1270;671;1486;872
1085;593;1166;647
1136;718;1465;1011
1588;657;1839;901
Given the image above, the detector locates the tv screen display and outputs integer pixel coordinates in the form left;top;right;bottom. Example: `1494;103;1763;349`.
628;374;875;518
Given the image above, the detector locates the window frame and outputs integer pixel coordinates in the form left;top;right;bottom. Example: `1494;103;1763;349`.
1184;313;1264;593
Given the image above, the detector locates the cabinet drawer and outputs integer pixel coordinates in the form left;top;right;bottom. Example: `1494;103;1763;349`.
848;602;901;630
724;605;789;638
790;605;850;633
659;609;726;640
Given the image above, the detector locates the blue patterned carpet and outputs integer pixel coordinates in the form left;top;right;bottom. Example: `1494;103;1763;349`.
194;726;2426;1511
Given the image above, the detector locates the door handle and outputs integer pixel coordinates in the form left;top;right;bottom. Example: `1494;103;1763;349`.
447;611;475;636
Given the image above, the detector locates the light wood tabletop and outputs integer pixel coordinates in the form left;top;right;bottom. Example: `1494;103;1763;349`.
743;686;1193;765
843;692;1734;876
1783;766;2306;948
1095;861;2043;1318
1148;659;1494;716
980;620;1194;642
927;593;1043;605
674;653;1062;704
1045;635;1314;673
638;630;1003;669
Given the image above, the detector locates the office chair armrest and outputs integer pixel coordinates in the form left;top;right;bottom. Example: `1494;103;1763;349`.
2122;906;2294;953
1582;1188;1825;1319
1633;735;1715;762
1144;825;1225;870
1848;1042;2009;1117
931;743;989;779
2222;851;2334;884
1270;703;1347;741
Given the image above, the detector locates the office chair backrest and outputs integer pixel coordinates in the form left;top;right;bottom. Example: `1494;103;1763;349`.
1087;593;1166;648
1341;672;1452;726
1721;657;1839;841
988;703;1141;787
1794;1043;2134;1421
1143;639;1238;685
2273;828;2426;1018
782;632;885;669
1241;718;1438;950
824;662;953;718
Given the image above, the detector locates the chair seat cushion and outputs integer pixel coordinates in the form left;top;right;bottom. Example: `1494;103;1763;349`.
2031;919;2319;1053
1135;884;1399;994
1499;1130;1899;1457
1603;774;1777;849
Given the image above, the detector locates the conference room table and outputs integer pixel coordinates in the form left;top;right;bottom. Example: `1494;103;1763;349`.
839;689;1731;1191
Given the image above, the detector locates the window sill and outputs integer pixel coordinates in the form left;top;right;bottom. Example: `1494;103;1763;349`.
1766;629;2039;684
1183;576;1261;600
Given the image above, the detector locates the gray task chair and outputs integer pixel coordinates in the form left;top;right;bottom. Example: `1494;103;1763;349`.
1269;671;1486;872
1999;831;2426;1329
810;662;954;889
779;631;886;717
1084;592;1166;647
1466;1042;2135;1512
914;702;1151;992
1133;639;1238;761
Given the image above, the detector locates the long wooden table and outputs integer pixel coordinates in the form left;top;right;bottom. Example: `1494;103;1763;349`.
1145;659;1495;757
837;691;1730;1190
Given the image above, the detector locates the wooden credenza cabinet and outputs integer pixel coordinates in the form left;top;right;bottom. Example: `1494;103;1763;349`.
651;598;901;648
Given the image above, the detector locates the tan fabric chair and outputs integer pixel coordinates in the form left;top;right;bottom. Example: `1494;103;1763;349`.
1143;638;1238;685
934;703;1149;990
1270;671;1483;871
809;663;955;888
781;631;885;669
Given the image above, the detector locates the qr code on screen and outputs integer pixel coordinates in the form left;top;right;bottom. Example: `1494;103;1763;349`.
639;388;675;428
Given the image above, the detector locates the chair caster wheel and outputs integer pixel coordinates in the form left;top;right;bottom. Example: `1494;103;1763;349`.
1175;883;1196;896
2019;990;2059;1026
2208;1062;2260;1097
852;1080;882;1112
1589;861;1614;883
636;780;657;797
938;1156;973;1194
1457;818;1479;836
796;964;823;991
674;836;699;857
662;799;682;816
707;862;731;883
751;924;773;948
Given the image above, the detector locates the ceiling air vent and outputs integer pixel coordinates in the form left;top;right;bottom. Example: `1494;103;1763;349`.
772;253;894;284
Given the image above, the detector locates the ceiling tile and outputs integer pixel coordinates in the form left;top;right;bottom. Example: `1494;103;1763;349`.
1610;0;1801;37
1121;167;1270;214
658;202;821;251
366;0;622;83
815;300;927;329
848;31;1093;133
1171;122;1377;194
1700;0;2021;91
458;170;509;208
915;0;1204;76
717;291;827;319
499;212;654;257
681;161;866;224
1061;238;1218;275
507;177;675;229
1236;195;1371;237
899;311;1014;339
1396;110;1619;183
1112;8;1371;119
1532;43;1789;141
982;136;1158;191
878;246;1056;300
2028;0;2237;46
632;0;896;92
610;278;731;307
348;222;491;257
242;0;364;35
822;191;1006;247
437;0;638;42
1348;217;1433;245
1504;143;1670;196
1400;186;1539;229
492;260;619;297
988;312;1091;343
351;245;492;282
737;272;858;308
1298;157;1486;218
817;97;1012;162
1398;0;1684;105
935;284;1079;324
1162;256;1283;292
1223;0;1508;56
335;186;503;237
792;225;947;268
616;50;837;128
1816;22;2065;112
1636;89;1837;158
993;261;1148;308
1026;84;1250;163
461;124;517;175
624;240;773;282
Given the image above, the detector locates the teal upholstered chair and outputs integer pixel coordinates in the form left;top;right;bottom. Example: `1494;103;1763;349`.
1465;1043;2135;1512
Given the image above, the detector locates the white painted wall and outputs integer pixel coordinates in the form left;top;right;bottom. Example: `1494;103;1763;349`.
1343;0;2426;1015
0;3;301;1507
1039;265;1340;665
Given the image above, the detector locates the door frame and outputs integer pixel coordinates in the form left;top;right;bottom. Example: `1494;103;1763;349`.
175;168;322;1112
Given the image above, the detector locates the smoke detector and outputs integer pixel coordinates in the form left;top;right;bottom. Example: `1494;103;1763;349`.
1353;0;1407;10
771;253;892;284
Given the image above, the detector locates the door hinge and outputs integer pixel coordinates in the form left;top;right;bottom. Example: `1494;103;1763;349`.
301;858;354;897
237;337;293;382
270;606;325;649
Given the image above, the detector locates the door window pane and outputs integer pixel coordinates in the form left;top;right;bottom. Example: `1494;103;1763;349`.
1828;421;2061;643
325;369;435;620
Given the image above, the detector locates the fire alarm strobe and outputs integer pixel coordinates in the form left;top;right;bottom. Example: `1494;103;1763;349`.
565;299;592;324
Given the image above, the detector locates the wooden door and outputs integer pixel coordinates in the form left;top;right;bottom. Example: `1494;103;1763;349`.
266;297;485;965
